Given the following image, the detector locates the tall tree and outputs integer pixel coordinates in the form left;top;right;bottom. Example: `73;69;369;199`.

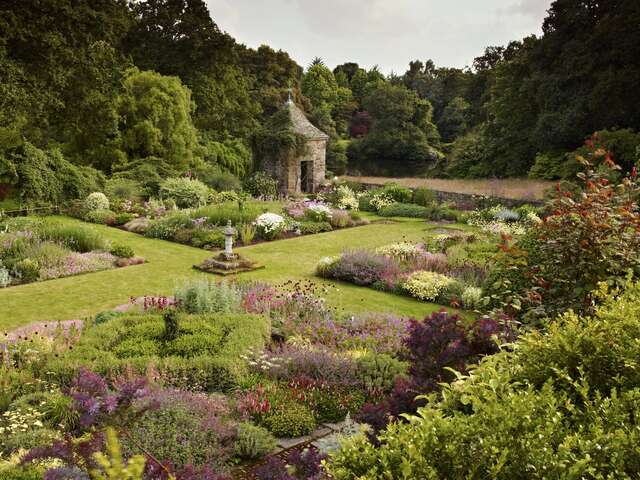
115;69;200;173
124;0;260;139
348;84;441;175
0;0;132;153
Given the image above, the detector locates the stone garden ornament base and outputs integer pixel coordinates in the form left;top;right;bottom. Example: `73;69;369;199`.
193;220;264;275
193;252;264;276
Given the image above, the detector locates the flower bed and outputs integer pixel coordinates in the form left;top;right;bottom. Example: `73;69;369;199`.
3;275;511;479
77;187;369;251
316;233;497;309
0;218;142;288
2;272;511;479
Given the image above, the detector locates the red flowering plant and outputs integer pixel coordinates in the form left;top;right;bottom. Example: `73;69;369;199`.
486;137;640;323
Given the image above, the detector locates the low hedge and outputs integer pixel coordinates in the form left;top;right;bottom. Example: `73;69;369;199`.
378;202;464;222
378;203;430;218
44;311;270;392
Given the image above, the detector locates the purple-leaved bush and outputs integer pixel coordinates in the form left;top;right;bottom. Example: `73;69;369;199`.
329;250;397;286
254;456;294;480
403;311;502;389
253;448;328;480
356;310;509;436
287;448;328;479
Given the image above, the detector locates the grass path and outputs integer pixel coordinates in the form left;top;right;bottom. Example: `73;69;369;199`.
0;216;454;332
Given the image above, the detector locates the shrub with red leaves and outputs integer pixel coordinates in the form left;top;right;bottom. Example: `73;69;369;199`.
403;311;502;389
357;310;506;436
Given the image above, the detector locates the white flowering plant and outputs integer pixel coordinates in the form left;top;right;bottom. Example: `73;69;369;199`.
254;212;286;240
467;205;534;236
461;286;483;309
316;256;339;277
375;242;422;263
0;261;11;288
305;202;333;222
85;192;110;211
369;193;395;212
336;185;359;211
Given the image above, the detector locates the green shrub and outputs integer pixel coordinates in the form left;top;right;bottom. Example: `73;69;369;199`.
461;286;483;309
209;190;239;204
234;422;277;460
193;201;276;226
94;310;121;325
190;228;225;249
201;169;242;192
516;279;640;395
14;259;39;283
159;177;210;208
238;223;257;245
262;402;316;438
105;178;143;201
381;183;412;203
313;388;366;424
9;142;104;205
123;402;231;471
174;279;242;314
378;203;429;218
144;213;192;240
413;187;436;207
46;311;270;392
84;209;116;225
0;466;45;480
327;279;640;480
163;310;179;341
84;192;110;211
144;219;177;240
41;392;78;431
358;192;375;212
1;426;58;456
528;151;566;180
40;222;108;252
244;172;278;198
114;212;135;225
29;242;67;270
299;221;333;235
433;206;463;222
110;243;135;259
356;353;408;393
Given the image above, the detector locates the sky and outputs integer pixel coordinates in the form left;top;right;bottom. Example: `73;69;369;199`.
206;0;554;73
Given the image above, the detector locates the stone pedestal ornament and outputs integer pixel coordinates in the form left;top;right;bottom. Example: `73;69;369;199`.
223;220;237;259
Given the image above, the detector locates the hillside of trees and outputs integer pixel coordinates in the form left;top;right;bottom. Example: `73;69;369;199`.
1;0;639;206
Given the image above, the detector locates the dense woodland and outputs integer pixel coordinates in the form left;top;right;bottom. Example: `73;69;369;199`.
1;0;640;206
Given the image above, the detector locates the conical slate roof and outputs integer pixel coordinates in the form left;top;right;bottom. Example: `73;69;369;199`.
286;99;329;140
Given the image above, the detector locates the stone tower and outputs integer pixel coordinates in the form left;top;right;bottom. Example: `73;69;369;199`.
263;98;329;194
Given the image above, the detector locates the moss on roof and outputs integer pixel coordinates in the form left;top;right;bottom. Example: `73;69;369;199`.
286;100;329;140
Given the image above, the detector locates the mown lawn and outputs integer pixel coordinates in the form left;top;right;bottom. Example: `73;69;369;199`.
0;216;460;332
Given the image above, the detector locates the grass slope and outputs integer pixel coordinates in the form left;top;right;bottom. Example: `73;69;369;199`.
0;216;453;332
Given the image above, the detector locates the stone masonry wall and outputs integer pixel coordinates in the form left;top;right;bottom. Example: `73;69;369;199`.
308;139;326;192
357;182;543;210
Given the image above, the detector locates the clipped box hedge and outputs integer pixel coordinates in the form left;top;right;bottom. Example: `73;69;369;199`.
45;311;270;392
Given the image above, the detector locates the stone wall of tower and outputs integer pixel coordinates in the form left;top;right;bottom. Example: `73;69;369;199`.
308;139;327;191
260;139;327;194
